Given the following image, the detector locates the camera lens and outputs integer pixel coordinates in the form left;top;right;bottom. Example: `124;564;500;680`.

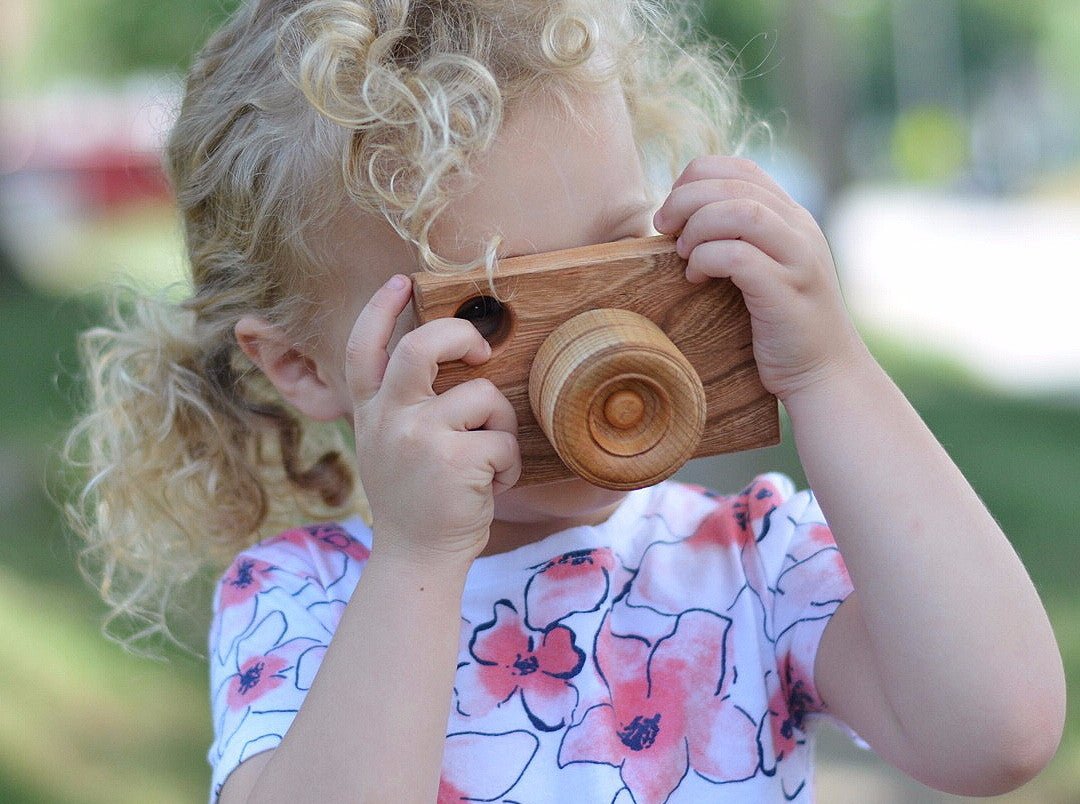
454;296;508;344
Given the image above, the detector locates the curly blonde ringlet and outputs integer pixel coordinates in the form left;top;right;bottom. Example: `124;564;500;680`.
65;0;751;652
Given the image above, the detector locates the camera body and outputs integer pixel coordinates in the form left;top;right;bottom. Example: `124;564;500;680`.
411;235;779;489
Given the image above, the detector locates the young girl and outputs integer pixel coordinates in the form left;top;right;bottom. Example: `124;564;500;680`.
67;0;1065;801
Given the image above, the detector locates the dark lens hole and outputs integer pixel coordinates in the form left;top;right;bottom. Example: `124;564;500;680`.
454;296;507;343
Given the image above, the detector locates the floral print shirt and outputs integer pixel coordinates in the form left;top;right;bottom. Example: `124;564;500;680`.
208;474;854;802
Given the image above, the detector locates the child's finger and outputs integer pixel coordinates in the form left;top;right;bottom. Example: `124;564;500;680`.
468;429;522;494
670;155;793;199
654;177;797;236
675;199;802;267
380;318;492;404
429;377;518;437
684;239;777;301
345;274;412;401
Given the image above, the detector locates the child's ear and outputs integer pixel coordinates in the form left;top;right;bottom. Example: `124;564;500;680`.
234;316;349;422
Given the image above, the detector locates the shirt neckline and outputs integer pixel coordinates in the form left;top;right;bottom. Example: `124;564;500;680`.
464;485;656;587
338;484;659;587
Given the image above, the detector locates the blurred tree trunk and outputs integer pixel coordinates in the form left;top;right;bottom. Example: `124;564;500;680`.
780;1;854;200
891;0;965;113
0;239;21;289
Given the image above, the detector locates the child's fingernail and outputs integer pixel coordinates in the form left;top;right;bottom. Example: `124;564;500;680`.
675;235;685;253
653;209;665;229
387;274;407;290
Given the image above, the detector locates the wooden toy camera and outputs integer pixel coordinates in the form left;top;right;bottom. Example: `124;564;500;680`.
411;235;779;490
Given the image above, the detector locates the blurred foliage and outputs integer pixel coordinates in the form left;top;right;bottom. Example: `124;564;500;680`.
22;0;1070;100
693;0;1062;110
890;105;969;182
22;0;242;84
693;1;777;114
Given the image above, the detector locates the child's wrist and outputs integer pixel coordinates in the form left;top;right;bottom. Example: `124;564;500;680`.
780;343;884;421
368;528;482;581
776;337;875;407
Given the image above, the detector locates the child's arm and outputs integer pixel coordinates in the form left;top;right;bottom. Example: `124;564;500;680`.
221;275;519;803
653;156;1066;796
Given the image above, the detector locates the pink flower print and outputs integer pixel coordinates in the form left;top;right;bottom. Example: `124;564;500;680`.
788;523;835;562
263;523;370;591
457;600;585;731
525;548;618;631
437;781;467;803
559;609;758;803
772;653;815;758
302;523;370;562
219;556;276;609
271;523;370;563
628;480;781;616
731;477;783;533
771;530;850;640
756;650;820;796
226;654;289;711
437;730;539;803
212;556;282;665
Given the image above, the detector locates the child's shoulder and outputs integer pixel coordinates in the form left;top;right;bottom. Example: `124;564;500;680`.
652;471;806;522
598;471;819;565
665;471;799;502
257;519;373;561
639;472;830;562
216;517;373;596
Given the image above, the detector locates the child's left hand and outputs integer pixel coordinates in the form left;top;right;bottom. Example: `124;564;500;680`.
652;156;866;402
654;165;1066;797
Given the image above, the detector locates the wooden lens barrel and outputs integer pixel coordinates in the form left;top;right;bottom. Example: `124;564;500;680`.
528;308;707;490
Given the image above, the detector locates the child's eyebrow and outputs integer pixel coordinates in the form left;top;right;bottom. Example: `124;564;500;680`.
592;199;656;241
499;199;656;260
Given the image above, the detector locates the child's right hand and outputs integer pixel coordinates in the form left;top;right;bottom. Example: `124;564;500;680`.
344;274;521;566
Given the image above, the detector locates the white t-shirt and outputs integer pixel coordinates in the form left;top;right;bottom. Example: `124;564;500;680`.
208;474;854;802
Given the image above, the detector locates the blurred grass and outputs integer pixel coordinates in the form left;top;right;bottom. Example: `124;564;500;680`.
1;262;1078;802
5;205;188;299
0;567;208;804
0;275;211;803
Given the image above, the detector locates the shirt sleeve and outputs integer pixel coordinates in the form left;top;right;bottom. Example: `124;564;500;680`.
739;473;854;726
205;527;363;802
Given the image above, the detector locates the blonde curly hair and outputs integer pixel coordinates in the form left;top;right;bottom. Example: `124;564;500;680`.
64;0;750;651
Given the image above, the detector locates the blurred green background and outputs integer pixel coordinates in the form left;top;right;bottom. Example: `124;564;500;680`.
1;0;1077;801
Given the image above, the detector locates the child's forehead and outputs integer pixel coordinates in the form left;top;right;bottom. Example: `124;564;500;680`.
431;84;653;260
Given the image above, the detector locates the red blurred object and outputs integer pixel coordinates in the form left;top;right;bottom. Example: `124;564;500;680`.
0;82;179;214
62;145;171;209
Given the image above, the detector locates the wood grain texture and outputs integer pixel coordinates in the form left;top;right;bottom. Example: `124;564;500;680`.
411;234;780;487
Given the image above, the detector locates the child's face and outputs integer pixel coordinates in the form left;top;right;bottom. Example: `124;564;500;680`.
323;81;657;402
322;81;658;526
